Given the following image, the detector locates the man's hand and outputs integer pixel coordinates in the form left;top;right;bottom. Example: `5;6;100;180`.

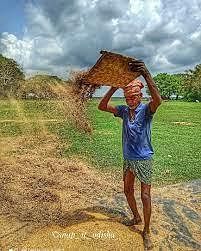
129;59;162;114
128;60;150;78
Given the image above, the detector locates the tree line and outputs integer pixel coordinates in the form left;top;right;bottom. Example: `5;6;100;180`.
152;70;201;101
0;54;200;101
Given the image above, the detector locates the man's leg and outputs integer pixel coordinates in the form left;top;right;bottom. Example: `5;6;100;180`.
141;182;153;249
123;169;142;224
141;182;151;232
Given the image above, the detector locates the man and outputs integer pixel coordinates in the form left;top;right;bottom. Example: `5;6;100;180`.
98;59;162;249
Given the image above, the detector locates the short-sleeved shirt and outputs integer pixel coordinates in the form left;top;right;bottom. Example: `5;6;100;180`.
114;102;155;160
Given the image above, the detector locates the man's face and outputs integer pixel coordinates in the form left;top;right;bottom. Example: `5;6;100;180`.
125;95;142;109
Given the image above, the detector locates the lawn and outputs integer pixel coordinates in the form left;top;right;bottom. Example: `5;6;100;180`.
0;98;200;186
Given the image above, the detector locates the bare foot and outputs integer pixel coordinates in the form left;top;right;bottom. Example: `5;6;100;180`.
142;231;153;250
122;216;142;226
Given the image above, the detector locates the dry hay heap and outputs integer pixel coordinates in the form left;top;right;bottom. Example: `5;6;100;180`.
18;75;67;99
17;73;94;103
0;134;119;225
17;74;92;133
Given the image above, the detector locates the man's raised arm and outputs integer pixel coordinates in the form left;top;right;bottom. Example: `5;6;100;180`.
98;86;118;114
129;60;162;113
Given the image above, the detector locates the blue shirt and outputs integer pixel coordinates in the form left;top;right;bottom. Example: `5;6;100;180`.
114;102;155;160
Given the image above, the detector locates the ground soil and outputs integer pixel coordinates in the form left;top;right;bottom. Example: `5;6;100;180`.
0;132;200;251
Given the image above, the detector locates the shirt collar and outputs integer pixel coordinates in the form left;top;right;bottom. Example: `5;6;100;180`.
126;102;143;113
135;102;143;112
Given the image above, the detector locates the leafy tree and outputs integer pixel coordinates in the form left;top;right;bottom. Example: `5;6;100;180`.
182;64;201;102
0;54;25;97
151;73;171;99
151;73;185;100
171;73;186;100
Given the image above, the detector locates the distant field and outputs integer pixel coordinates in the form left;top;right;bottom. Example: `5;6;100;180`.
0;98;200;186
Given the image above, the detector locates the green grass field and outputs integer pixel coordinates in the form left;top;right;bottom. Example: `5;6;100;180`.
0;98;200;186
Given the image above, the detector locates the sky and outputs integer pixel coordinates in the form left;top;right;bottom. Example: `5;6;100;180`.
0;0;201;97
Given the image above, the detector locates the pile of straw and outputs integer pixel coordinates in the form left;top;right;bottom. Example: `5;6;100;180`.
0;134;120;224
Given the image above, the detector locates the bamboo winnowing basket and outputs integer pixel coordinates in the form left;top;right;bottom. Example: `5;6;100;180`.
81;50;141;87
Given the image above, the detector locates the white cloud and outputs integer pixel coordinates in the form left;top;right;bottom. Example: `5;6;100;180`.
0;32;33;68
0;0;200;84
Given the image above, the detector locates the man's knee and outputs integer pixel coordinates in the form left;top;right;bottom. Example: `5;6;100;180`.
141;191;151;202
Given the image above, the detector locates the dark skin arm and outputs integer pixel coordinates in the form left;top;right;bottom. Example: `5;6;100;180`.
98;86;119;115
129;60;162;113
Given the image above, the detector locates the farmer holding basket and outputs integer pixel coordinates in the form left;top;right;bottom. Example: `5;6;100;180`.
98;59;162;249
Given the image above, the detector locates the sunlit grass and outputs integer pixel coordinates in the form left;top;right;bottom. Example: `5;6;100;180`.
0;98;200;186
60;99;201;185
